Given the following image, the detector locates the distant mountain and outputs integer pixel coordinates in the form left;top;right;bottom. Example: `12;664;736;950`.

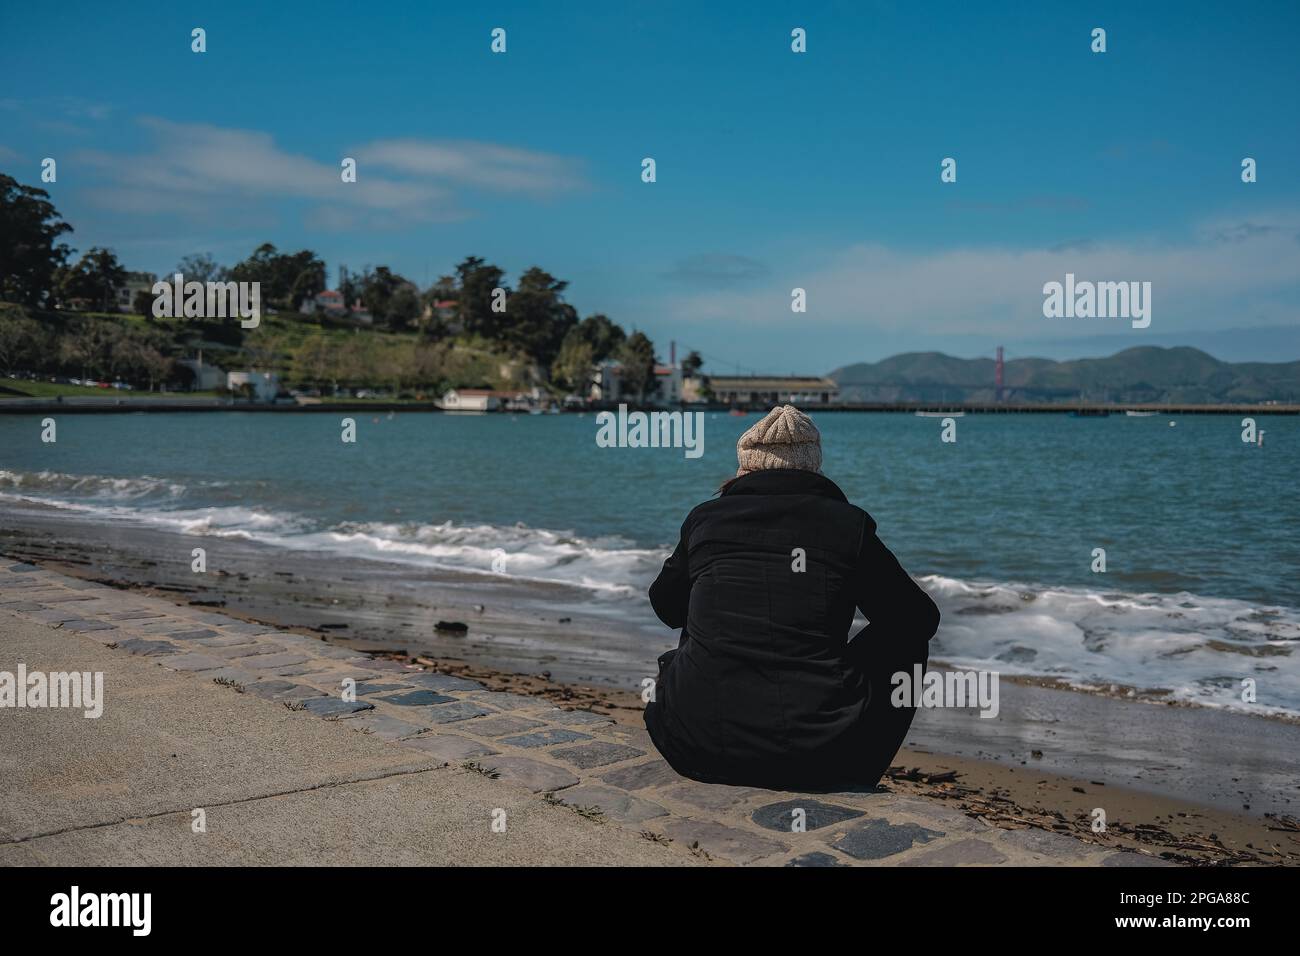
829;347;1300;404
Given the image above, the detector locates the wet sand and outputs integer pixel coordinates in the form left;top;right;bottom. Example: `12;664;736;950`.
3;497;1299;863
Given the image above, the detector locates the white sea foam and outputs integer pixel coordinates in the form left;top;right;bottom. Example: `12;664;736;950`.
4;470;1297;716
918;574;1300;717
0;469;189;500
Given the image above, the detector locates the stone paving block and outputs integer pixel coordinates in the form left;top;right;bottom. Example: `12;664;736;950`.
605;726;655;749
6;563;41;572
61;620;117;633
662;782;767;812
164;628;220;641
35;594;96;604
499;728;593;749
599;759;687;791
186;611;237;626
405;673;486;693
301;697;373;717
358;659;410;673
127;619;199;633
161;652;228;672
871;795;986;834
424;701;494;724
552;785;668;824
464;690;540;711
400;734;499;762
0;601;42;611
219;621;276;635
198;667;260;685
751;798;865;833
378;689;456;707
30;608;89;624
107;610;167;621
900;838;1010;867
342;711;427;740
192;633;258;647
1101;851;1175;867
546;708;616;727
353;681;409;696
461;715;547;737
476;755;579;793
115;638;180;656
831;818;945;861
549;741;645;769
204;643;277;660
785;851;850;867
242;652;312;670
1001;827;1096;860
273;664;318;677
657;818;787;864
244;680;325;701
311;645;365;661
209;641;286;659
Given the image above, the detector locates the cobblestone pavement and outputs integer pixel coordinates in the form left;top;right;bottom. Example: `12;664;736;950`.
0;562;1170;867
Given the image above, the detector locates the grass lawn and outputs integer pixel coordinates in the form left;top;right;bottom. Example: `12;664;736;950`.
0;377;219;400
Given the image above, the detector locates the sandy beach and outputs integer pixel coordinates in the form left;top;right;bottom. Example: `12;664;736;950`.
3;497;1298;865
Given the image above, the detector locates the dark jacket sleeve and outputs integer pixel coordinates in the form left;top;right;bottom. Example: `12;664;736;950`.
854;530;940;641
648;525;691;629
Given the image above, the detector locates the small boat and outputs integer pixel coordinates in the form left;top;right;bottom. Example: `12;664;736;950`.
729;408;749;416
1125;410;1157;417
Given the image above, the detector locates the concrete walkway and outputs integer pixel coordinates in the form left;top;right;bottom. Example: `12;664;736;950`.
0;562;1161;866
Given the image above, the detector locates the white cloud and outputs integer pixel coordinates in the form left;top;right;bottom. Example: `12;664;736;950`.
358;139;586;196
72;118;586;228
666;213;1300;337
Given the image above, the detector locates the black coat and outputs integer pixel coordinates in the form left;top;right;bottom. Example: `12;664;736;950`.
644;469;940;788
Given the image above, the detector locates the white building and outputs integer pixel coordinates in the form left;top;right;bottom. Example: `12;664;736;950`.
177;356;225;391
227;370;281;402
706;376;839;406
593;362;685;406
438;388;500;412
116;272;157;313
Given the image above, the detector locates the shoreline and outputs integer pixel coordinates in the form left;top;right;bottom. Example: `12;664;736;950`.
3;398;1298;415
3;499;1300;856
3;559;1295;865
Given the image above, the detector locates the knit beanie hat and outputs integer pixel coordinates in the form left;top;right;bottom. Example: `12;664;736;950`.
735;405;822;476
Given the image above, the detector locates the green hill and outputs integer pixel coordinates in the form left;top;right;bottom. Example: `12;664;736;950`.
830;347;1300;403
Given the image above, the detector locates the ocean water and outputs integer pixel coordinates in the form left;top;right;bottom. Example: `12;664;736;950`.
1;410;1298;715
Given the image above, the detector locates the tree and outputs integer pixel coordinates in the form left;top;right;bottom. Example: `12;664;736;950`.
57;247;127;312
338;264;360;309
0;174;73;307
229;243;325;310
0;310;48;373
577;314;626;362
60;318;118;381
174;253;227;283
387;284;422;331
550;327;595;392
508;267;577;368
359;266;417;328
682;350;704;376
617;331;656;403
132;287;157;317
454;256;509;339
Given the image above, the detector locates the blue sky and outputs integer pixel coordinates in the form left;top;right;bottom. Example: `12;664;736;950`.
3;0;1299;370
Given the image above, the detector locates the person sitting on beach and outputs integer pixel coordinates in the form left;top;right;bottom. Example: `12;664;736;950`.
644;404;940;790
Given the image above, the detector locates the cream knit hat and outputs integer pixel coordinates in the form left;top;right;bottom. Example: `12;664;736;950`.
735;405;822;476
